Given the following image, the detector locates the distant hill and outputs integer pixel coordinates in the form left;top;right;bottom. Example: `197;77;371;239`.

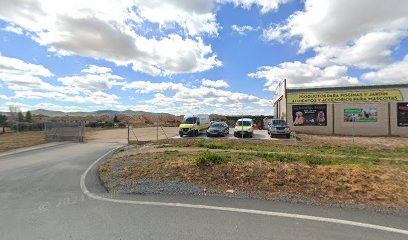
21;109;175;117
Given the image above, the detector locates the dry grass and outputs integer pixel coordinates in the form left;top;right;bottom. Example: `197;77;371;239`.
297;134;408;151
103;134;408;208
0;131;47;152
110;151;408;208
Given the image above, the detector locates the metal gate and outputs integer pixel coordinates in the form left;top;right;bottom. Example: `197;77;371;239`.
127;124;169;144
44;121;85;142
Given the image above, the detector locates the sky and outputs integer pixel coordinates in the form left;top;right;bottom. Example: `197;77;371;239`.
0;0;407;116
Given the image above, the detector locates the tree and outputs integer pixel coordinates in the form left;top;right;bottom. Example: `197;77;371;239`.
113;114;119;123
17;111;25;122
0;115;7;133
25;111;32;123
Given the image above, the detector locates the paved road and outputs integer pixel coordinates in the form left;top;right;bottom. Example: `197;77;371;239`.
0;141;407;240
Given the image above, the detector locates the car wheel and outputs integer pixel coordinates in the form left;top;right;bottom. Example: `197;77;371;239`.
270;134;274;138
179;133;183;137
286;134;291;138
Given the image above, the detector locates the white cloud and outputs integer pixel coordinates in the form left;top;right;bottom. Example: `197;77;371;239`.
219;0;289;14
249;61;359;91
362;55;408;83
0;0;222;76
265;0;408;51
58;65;124;90
201;79;229;88
143;86;273;110
231;25;258;35
13;90;119;105
306;31;408;69
113;104;158;112
134;0;218;36
0;54;54;90
81;65;112;74
2;25;23;34
262;0;408;72
0;94;10;100
122;80;185;93
33;103;85;112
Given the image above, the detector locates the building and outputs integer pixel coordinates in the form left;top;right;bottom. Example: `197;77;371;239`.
274;81;408;137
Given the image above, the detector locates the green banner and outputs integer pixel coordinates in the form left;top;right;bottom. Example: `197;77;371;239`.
344;108;377;122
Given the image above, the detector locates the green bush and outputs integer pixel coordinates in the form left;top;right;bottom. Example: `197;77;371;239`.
196;151;229;165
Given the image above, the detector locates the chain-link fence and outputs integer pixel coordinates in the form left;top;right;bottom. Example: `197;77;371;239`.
44;121;85;142
127;124;179;144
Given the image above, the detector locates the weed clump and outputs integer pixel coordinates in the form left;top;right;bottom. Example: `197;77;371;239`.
196;140;231;149
196;151;230;165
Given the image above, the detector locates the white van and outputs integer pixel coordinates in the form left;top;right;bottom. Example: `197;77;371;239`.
234;118;254;138
179;114;211;137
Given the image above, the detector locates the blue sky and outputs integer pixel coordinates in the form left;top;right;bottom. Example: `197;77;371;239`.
0;0;407;115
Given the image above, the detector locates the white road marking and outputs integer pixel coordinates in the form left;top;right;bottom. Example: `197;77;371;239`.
81;147;408;236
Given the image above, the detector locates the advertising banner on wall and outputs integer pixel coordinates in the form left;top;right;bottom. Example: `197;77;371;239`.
287;89;403;104
344;108;378;122
293;104;327;126
397;102;408;127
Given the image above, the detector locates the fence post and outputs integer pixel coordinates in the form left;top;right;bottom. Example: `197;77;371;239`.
127;124;130;145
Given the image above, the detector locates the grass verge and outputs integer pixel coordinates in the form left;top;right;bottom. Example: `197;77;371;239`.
155;139;408;160
0;131;48;152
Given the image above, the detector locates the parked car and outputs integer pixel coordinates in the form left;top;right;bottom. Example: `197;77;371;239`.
206;122;229;137
234;118;254;138
179;114;211;137
267;119;291;138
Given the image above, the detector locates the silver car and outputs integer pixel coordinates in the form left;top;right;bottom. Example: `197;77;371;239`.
268;119;291;138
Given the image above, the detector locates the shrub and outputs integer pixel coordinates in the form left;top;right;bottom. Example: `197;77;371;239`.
196;140;231;149
104;122;114;128
196;151;229;166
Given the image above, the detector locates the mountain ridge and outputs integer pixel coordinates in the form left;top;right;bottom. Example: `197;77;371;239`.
0;109;175;117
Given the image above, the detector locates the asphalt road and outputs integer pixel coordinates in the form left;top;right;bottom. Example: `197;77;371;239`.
0;141;407;240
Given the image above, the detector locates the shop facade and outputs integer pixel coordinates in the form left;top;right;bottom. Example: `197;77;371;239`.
274;82;408;137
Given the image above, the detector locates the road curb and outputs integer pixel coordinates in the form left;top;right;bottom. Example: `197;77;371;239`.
0;142;69;158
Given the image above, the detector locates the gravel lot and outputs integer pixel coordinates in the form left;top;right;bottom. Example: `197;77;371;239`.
87;127;295;143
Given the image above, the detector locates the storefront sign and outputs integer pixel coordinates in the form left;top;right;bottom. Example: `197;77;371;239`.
293;104;327;126
397;102;408;127
288;90;403;104
344;108;377;122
